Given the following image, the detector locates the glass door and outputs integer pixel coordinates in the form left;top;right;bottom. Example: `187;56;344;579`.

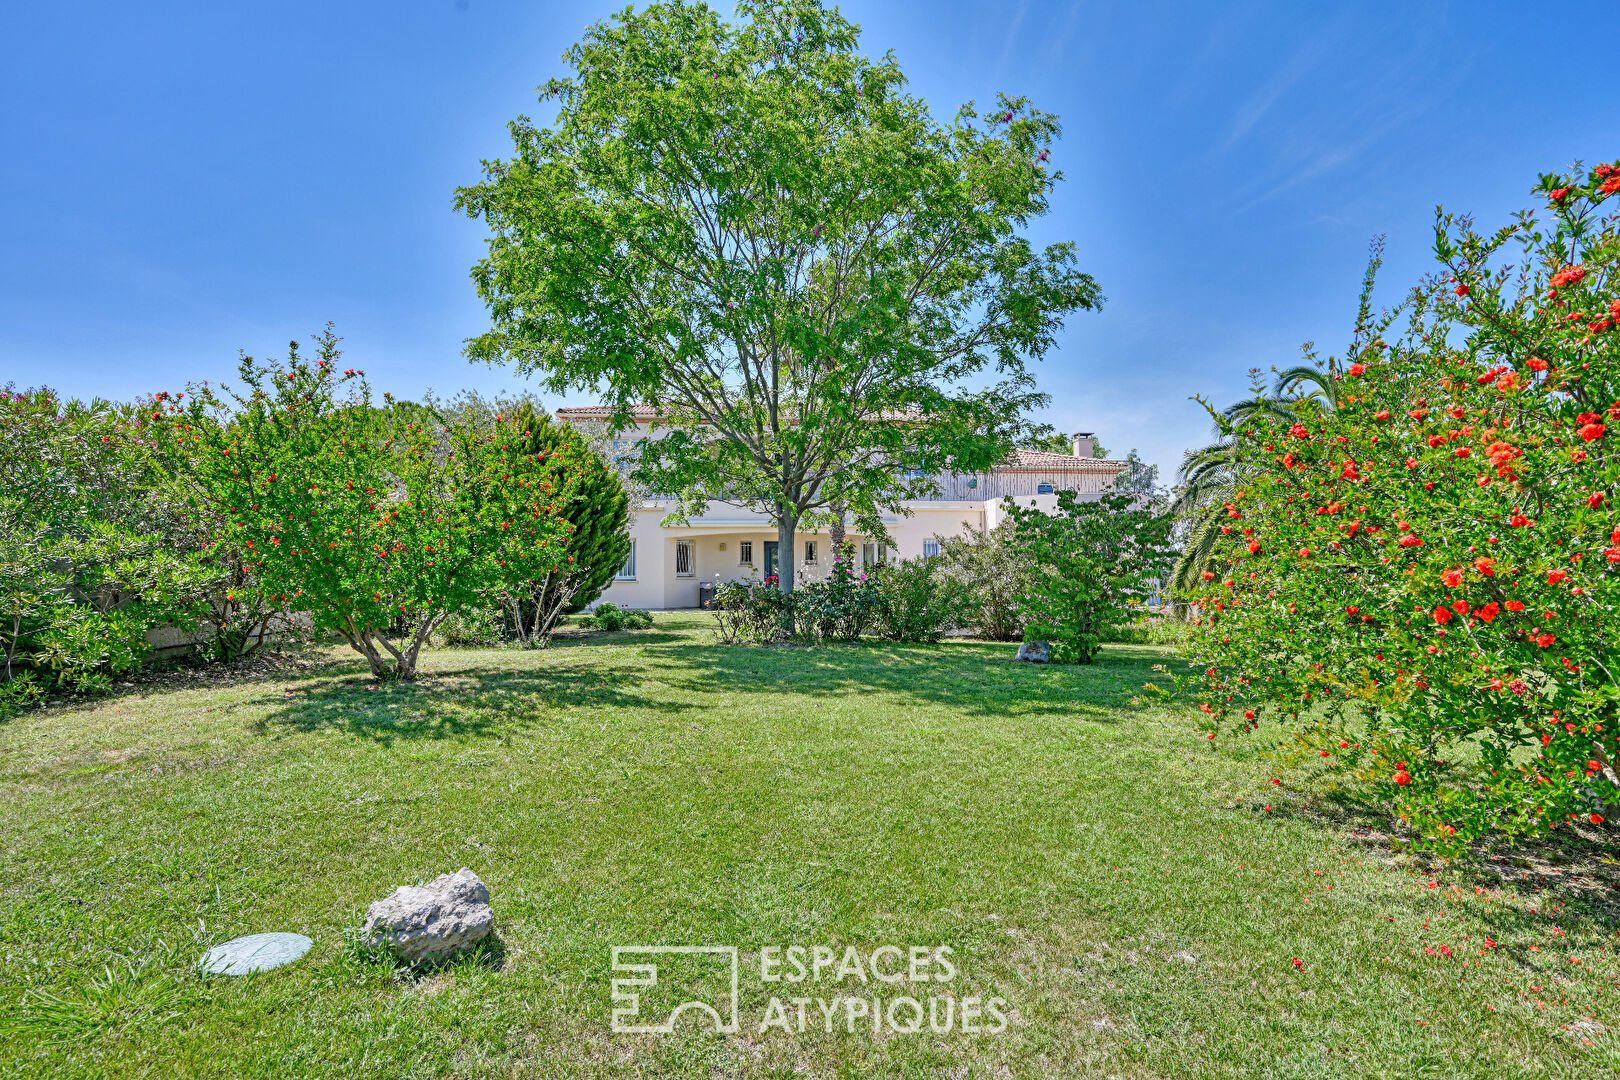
763;540;779;578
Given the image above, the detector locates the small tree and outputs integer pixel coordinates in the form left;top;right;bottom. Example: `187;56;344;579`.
151;330;578;680
1182;161;1620;850
1006;490;1175;663
493;405;630;646
456;0;1100;595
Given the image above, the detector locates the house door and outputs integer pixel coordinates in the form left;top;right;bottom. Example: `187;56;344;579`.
763;541;779;579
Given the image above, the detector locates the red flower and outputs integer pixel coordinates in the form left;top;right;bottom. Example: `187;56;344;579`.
1547;569;1568;585
1247;540;1262;554
1579;422;1607;442
1289;423;1310;439
1476;602;1500;623
1550;187;1571;201
1593;814;1606;825
1473;557;1496;576
1549;264;1586;288
1291;957;1304;969
1394;770;1412;785
1348;363;1366;376
1535;633;1556;648
1244;710;1256;720
1441;568;1464;588
1399;535;1424;547
1527;357;1549;371
1432;606;1453;624
1505;600;1526;612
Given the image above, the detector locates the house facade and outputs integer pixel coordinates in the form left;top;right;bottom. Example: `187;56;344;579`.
556;406;1129;610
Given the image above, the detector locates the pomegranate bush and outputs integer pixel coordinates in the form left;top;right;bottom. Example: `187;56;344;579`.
1185;162;1620;851
147;330;582;679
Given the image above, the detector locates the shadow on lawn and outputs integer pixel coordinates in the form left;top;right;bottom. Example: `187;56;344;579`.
247;663;693;744
646;638;1172;722
1265;785;1620;938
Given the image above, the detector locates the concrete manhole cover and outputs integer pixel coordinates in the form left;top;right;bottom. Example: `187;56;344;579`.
199;932;314;975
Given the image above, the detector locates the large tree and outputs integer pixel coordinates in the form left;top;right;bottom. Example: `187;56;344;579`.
456;0;1100;593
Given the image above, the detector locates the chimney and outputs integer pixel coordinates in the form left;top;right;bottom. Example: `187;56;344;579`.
1071;432;1096;459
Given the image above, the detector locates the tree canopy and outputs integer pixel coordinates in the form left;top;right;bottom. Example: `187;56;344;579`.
457;0;1100;589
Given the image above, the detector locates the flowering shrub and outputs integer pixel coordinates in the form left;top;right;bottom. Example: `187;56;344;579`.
791;548;881;642
1006;490;1175;663
1184;162;1620;850
147;329;580;680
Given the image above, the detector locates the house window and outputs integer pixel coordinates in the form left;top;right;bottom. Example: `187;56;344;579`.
675;539;695;577
1037;482;1055;494
738;540;753;565
803;540;817;565
861;541;888;568
922;540;940;559
616;541;637;580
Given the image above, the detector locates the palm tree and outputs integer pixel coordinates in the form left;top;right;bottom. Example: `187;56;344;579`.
1171;237;1388;601
1168;389;1309;599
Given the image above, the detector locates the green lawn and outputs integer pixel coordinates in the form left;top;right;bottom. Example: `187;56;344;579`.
1;613;1616;1079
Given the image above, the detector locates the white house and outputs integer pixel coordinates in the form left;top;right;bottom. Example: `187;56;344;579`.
556;406;1130;610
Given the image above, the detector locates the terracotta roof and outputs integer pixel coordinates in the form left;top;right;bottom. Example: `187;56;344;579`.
1008;448;1126;469
554;404;663;419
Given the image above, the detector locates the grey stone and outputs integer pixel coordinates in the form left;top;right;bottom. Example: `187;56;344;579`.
1169;950;1198;963
1015;641;1052;663
199;932;313;976
363;867;494;966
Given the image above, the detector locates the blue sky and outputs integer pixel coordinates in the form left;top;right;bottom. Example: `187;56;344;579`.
3;1;1617;478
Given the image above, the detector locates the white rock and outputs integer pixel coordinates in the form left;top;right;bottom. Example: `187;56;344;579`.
363;867;494;966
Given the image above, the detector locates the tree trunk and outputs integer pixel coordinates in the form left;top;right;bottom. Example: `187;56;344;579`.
829;501;845;557
776;507;798;596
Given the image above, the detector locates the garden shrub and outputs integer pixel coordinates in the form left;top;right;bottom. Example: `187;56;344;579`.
1006;491;1175;663
870;556;967;643
1182;161;1620;851
431;606;505;647
30;609;151;695
712;578;792;644
0;671;44;720
934;523;1033;640
577;602;653;632
792;548;881;642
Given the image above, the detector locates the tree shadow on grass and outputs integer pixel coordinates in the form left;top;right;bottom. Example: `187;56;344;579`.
246;663;694;744
1266;785;1620;939
644;638;1177;722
